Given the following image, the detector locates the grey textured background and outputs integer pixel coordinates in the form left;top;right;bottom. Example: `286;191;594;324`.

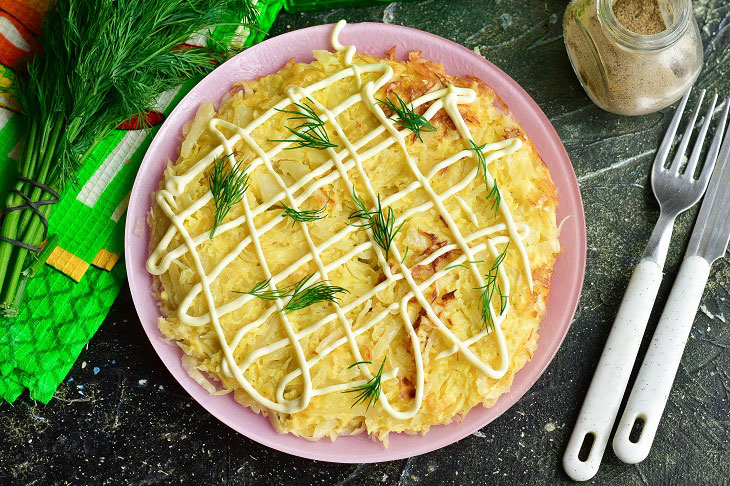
2;0;729;484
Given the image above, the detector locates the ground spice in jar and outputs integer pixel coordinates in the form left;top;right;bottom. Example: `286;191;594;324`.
613;0;666;34
563;0;702;115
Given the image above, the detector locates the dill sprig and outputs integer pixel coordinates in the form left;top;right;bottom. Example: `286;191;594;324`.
400;246;410;264
344;358;386;411
208;155;250;238
281;202;328;225
234;278;287;300
466;140;502;214
234;274;349;314
0;0;259;315
487;180;502;213
233;277;303;303
377;93;436;142
477;244;509;331
444;259;485;271
269;98;337;150
282;275;348;313
348;188;404;261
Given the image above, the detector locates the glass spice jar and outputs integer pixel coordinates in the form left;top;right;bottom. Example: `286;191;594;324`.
563;0;703;116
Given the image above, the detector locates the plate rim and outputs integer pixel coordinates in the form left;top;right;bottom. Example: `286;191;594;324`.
125;21;586;463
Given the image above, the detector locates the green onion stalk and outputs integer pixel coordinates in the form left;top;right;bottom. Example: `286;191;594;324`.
0;0;258;317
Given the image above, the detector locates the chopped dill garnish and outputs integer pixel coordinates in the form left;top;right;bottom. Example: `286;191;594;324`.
476;244;509;331
348;360;372;369
466;139;502;214
344;358;386;411
376;93;436;142
282;275;348;313
400;246;410;264
269;98;337;150
234;273;348;314
233;277;289;301
208;154;250;239
467;140;488;175
348;188;404;261
281;202;328;225
444;259;485;271
497;283;507;314
487;180;501;213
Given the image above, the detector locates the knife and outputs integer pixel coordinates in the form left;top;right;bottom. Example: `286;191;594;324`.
612;108;730;464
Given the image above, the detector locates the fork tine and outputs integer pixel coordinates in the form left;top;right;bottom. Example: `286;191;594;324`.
653;89;691;177
697;98;730;186
669;89;706;174
684;93;718;179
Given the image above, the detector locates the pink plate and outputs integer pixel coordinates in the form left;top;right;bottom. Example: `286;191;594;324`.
125;22;586;463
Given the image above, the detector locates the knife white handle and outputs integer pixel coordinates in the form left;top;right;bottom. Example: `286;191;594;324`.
563;259;663;482
613;255;711;464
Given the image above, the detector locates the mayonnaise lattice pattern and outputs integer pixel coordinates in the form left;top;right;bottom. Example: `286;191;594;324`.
147;21;533;419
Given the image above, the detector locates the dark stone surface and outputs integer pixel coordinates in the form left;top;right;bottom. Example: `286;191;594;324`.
2;1;729;484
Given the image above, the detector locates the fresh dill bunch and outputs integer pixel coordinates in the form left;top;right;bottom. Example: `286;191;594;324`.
0;0;259;315
208;154;250;238
16;0;259;192
281;202;328;225
348;188;404;261
344;358;386;411
477;244;509;331
466;140;502;214
269;98;337;150
235;274;349;314
376;93;436;142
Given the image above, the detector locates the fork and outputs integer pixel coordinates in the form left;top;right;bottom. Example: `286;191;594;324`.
563;89;723;482
613;97;730;464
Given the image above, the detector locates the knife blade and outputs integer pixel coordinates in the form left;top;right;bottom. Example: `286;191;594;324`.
686;113;730;263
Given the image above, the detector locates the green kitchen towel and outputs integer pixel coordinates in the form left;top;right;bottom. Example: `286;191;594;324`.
0;0;285;404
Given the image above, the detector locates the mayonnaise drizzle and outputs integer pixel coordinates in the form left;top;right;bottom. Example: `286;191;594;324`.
147;20;533;418
331;19;361;87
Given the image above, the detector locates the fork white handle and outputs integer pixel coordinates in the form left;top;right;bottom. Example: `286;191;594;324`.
612;255;710;464
563;259;663;482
